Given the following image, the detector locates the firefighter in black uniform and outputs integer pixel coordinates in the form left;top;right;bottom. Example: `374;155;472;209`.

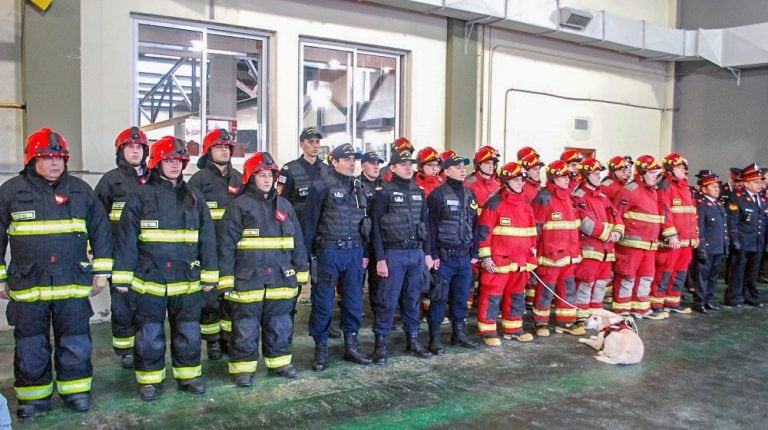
426;151;480;354
725;163;767;307
370;149;433;364
0;128;112;418
219;152;309;386
113;136;218;401
94;127;150;369
188;129;243;360
304;143;373;371
692;170;728;312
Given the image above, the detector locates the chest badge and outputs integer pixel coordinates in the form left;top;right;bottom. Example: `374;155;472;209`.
140;220;159;229
500;217;511;225
552;212;563;221
243;229;260;237
11;210;35;221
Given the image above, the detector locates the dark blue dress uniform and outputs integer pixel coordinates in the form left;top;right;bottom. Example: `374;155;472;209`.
95;149;149;361
303;148;372;370
370;168;432;363
0;168;112;409
725;187;767;306
188;159;242;353
218;180;308;382
694;195;728;308
113;173;218;392
427;176;480;351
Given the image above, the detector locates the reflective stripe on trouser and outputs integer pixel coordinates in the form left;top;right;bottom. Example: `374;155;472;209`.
200;288;222;341
308;246;365;342
427;254;473;327
9;299;93;400
574;259;612;318
372;249;424;337
130;290;203;384
612;246;655;314
110;285;136;354
533;265;577;324
652;247;692;309
228;296;294;374
477;270;528;336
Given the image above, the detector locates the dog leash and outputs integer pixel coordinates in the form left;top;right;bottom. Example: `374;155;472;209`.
529;270;580;310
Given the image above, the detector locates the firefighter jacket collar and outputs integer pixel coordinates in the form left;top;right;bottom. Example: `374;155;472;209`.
546;182;571;200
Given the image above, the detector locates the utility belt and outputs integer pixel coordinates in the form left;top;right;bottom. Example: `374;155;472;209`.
384;240;423;250
438;247;470;259
318;239;362;249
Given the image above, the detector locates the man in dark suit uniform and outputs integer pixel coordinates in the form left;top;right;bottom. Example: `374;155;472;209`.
692;170;728;313
725;164;767;307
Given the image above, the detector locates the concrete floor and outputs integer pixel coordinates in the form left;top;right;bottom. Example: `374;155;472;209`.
1;282;767;429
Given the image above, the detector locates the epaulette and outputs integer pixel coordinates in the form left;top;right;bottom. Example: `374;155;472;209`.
657;180;670;190
625;182;639;191
572;188;586;197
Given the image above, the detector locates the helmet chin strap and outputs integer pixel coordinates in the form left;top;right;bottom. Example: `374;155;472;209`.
586;174;601;188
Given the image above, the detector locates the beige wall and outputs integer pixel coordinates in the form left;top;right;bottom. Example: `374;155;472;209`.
479;26;675;165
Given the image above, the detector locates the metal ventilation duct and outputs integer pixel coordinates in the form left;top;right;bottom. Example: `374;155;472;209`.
361;0;768;69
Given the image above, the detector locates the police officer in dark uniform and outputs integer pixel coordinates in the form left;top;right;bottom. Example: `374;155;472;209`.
95;127;151;369
219;152;309;386
370;149;433;364
303;143;372;371
0;128;113;417
426;151;480;354
725;163;767;307
113;136;218;401
361;151;384;313
278;127;332;224
278;127;331;338
693;170;728;312
188;129;243;360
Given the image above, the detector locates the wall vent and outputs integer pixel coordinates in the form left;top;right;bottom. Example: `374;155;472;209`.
574;118;589;131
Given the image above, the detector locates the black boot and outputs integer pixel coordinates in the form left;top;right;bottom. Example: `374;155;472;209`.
64;393;92;413
373;334;388;365
343;332;372;365
207;340;222;360
451;320;479;349
312;341;328;371
429;325;445;356
405;332;432;358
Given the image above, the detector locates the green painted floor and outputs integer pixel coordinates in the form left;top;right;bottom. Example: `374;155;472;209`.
2;282;768;429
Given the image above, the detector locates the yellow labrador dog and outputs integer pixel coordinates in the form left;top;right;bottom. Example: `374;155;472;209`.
579;309;644;365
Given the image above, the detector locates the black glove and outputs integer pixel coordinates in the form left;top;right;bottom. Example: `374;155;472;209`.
695;250;708;263
428;270;447;302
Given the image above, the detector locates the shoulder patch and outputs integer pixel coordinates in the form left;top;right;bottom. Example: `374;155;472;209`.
728;203;738;210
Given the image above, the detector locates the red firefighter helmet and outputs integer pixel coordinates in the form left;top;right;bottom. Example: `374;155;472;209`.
243;152;279;185
474;146;499;164
634;154;661;179
498;161;527;182
608;155;633;171
520;153;544;169
517;146;538;161
662;152;688;171
114;126;148;153
560;149;584;164
147;136;190;170
545;160;570;180
202;129;235;156
24;127;70;165
576;158;606;175
417;147;440;166
392;137;414;153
